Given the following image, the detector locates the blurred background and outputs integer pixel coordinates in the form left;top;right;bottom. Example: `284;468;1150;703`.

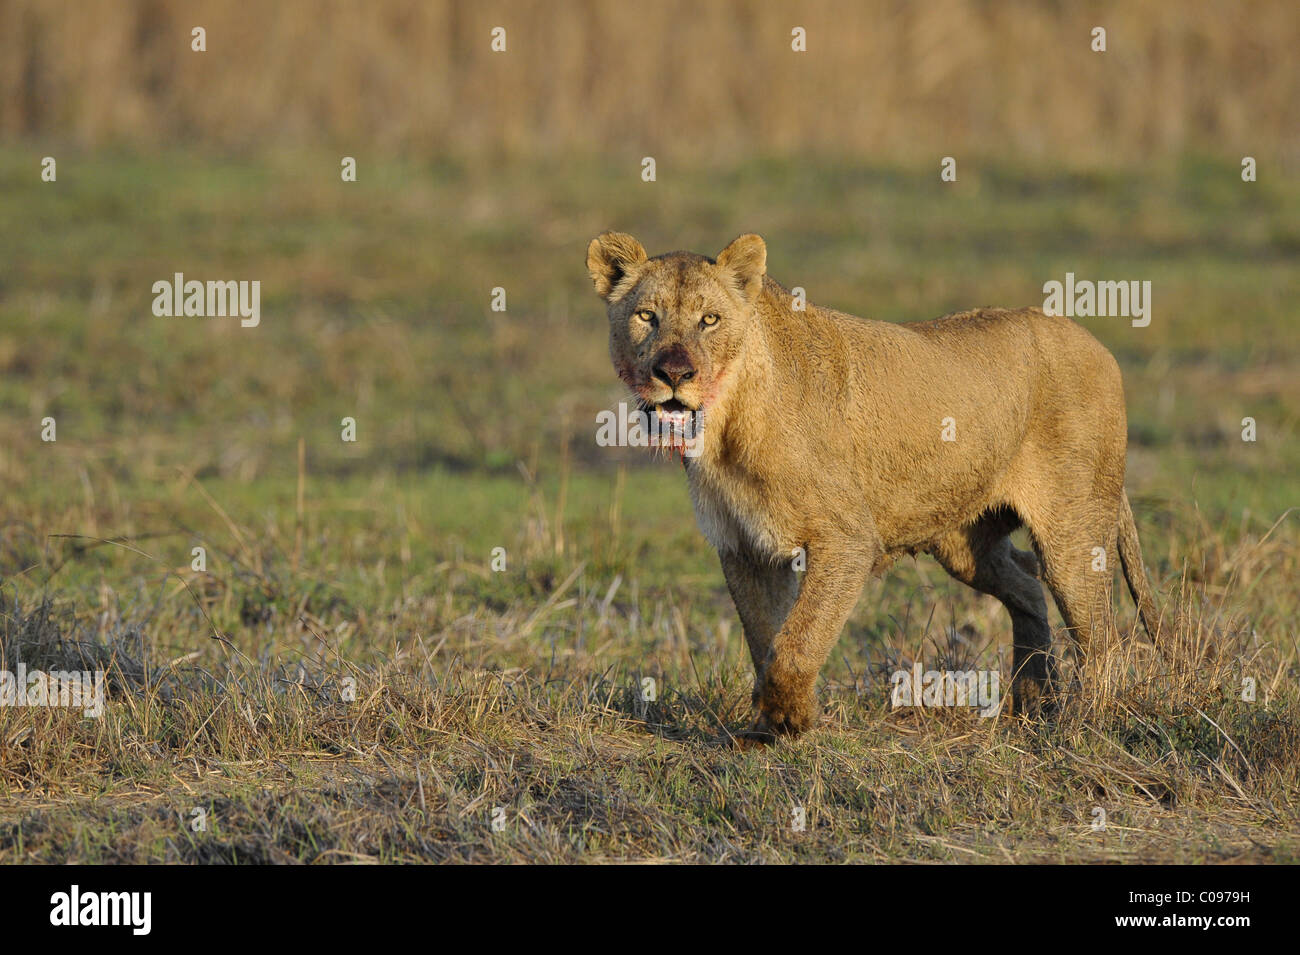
0;0;1297;667
4;0;1298;161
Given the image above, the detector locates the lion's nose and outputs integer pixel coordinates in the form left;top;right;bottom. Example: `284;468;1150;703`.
652;348;696;389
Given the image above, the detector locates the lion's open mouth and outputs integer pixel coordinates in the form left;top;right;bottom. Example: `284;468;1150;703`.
647;398;701;451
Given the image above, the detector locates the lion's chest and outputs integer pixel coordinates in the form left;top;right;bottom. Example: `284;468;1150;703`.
685;462;789;559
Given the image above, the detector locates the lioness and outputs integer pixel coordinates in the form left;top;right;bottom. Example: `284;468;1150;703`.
587;232;1159;742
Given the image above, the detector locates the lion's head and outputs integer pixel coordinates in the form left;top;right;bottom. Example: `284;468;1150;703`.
586;232;767;452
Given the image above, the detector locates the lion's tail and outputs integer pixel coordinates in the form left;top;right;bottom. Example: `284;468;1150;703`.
1118;490;1160;640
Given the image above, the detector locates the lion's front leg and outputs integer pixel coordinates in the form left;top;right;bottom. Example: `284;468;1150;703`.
719;547;800;674
742;539;875;743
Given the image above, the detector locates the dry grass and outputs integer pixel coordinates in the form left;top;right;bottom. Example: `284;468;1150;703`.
2;0;1298;163
2;502;1295;864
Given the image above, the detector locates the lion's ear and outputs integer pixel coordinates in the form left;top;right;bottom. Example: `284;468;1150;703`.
587;232;648;302
716;233;767;301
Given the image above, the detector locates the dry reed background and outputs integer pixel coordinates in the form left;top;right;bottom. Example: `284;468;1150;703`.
2;0;1298;163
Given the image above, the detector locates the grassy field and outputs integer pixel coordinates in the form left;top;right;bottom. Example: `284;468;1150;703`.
0;150;1297;862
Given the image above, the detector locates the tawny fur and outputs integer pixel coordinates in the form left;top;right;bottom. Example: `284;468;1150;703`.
587;232;1160;742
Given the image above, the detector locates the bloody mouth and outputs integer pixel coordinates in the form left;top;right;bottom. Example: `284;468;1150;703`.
644;398;701;455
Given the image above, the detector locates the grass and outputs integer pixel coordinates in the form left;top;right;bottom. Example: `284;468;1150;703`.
0;150;1297;862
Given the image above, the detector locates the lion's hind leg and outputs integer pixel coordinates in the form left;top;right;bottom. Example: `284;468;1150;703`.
1021;498;1121;659
929;510;1055;717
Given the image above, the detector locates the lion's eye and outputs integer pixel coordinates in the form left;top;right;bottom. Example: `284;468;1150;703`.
635;309;656;323
701;313;720;328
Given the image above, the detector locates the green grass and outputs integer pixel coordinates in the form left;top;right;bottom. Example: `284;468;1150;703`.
0;150;1297;862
